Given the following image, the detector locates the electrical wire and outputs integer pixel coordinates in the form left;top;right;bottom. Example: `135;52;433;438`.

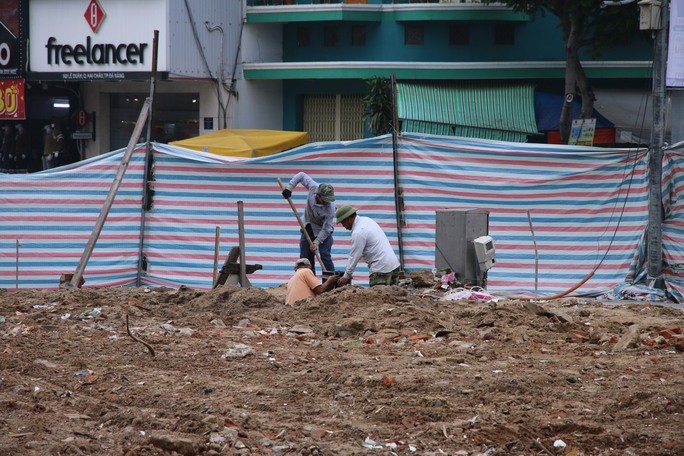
183;0;226;128
223;19;245;125
403;132;647;300
520;119;649;300
515;48;657;301
183;0;214;81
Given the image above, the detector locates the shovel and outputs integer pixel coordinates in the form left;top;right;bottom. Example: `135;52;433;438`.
277;178;331;274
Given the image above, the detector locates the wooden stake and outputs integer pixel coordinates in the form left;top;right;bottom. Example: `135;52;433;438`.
213;226;220;287
238;201;247;287
66;100;150;289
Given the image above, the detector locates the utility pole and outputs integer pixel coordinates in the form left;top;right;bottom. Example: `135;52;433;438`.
603;1;669;279
647;0;669;279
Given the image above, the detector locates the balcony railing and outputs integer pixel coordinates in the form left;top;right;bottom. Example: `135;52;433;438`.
246;1;520;24
246;1;485;6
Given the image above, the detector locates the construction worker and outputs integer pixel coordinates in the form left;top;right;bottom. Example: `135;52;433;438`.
285;258;338;305
335;205;401;287
281;172;336;275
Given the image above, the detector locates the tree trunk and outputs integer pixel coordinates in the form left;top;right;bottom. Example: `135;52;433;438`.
560;12;595;144
560;62;576;144
575;60;595;119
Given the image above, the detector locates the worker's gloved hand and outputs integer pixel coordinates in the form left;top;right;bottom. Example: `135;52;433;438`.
282;189;292;199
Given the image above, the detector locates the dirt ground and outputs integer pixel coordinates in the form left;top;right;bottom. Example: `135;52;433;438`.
1;274;683;456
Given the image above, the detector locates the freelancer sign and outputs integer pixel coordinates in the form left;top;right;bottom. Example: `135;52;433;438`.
45;36;148;66
29;0;167;80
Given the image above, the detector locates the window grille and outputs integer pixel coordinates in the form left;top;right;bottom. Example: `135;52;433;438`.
303;94;364;142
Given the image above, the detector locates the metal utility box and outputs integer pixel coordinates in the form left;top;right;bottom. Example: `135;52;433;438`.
638;0;662;30
435;209;489;286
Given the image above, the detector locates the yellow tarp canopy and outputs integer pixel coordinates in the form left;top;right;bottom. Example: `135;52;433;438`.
169;129;309;158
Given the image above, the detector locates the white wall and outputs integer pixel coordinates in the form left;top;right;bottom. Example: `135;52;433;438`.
234;22;285;129
242;22;283;64
232;79;283;129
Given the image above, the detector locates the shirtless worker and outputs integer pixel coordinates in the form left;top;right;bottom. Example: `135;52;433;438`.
285;258;338;305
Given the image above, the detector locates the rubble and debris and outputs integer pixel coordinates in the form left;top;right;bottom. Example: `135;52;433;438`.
0;283;681;455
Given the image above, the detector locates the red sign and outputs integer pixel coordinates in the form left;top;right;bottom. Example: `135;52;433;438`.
0;0;27;77
84;0;106;34
73;108;91;129
0;79;25;119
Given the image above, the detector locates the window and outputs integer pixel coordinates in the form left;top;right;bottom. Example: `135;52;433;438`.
494;23;515;45
297;27;310;47
302;94;364;142
352;25;366;46
405;24;424;45
324;26;338;46
449;24;469;45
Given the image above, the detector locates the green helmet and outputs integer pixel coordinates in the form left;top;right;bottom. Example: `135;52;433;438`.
335;205;358;223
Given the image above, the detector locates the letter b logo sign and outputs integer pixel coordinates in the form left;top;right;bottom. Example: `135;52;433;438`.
73;108;91;129
0;42;10;67
84;0;106;33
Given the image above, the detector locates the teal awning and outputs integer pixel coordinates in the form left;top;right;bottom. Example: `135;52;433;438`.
396;81;538;143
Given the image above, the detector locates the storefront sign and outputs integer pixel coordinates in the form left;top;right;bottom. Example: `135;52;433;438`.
0;0;28;78
73;108;91;129
72;131;93;140
84;0;106;33
45;36;148;66
29;0;167;80
0;78;25;119
568;118;596;146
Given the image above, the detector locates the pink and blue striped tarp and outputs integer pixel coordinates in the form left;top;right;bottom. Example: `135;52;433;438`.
1;134;682;301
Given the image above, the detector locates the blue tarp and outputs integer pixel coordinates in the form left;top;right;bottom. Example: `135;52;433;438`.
535;92;614;132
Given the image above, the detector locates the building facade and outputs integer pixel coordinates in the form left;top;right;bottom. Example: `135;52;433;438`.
0;0;657;172
241;0;654;143
14;0;242;166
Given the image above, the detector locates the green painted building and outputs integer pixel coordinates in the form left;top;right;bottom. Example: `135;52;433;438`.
236;0;652;143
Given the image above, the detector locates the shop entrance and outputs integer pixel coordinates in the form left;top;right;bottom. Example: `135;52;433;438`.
109;93;199;150
1;86;80;173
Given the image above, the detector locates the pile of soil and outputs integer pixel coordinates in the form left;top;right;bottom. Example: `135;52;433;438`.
0;280;682;455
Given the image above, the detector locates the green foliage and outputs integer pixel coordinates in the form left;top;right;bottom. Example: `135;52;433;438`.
488;0;640;57
588;4;644;58
363;77;393;137
484;0;643;143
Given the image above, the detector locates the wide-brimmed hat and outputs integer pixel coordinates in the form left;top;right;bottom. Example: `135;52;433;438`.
295;258;311;269
316;183;336;203
335;205;358;223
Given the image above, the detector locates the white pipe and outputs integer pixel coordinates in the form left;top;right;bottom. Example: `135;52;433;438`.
205;22;226;128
